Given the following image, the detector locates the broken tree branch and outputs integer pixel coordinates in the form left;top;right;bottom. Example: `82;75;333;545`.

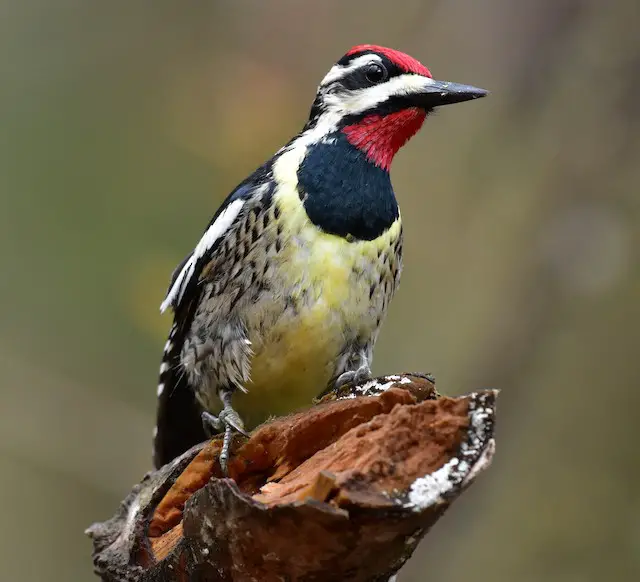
87;374;497;581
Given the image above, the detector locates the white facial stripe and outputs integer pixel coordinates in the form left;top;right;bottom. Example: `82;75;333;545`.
325;73;435;116
320;54;383;85
160;198;245;312
272;68;433;205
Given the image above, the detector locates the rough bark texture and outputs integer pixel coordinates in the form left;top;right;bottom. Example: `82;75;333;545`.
87;374;497;582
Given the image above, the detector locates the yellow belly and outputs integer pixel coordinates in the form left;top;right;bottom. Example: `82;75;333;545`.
243;170;402;410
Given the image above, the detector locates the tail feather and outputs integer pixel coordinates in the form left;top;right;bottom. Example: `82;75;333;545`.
152;325;207;468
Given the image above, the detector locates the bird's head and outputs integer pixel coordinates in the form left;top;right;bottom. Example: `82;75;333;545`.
305;45;487;170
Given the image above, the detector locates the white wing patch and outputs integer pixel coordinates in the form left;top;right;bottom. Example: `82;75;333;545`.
160;198;245;312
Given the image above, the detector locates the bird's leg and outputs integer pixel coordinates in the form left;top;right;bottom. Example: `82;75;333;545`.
201;387;248;475
334;348;373;389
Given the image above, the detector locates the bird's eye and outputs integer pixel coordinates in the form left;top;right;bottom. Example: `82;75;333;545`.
364;63;388;84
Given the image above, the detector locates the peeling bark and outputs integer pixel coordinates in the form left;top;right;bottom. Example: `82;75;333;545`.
87;374;497;581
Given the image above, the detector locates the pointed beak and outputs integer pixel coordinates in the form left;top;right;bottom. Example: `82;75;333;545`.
413;78;488;108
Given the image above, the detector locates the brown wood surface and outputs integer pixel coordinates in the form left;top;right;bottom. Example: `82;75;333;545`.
87;375;497;581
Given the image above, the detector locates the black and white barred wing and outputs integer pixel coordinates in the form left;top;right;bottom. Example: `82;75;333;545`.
160;198;247;314
153;181;274;468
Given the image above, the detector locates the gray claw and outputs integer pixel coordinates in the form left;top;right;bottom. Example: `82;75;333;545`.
335;364;372;389
219;406;249;437
335;370;356;389
202;407;248;437
353;364;372;384
202;406;249;475
202;410;224;436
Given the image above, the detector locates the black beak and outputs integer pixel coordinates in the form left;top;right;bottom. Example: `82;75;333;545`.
414;79;488;108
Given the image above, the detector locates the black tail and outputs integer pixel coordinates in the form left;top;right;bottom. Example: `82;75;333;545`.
152;325;207;468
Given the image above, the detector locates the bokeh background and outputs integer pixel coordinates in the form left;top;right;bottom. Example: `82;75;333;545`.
2;0;639;580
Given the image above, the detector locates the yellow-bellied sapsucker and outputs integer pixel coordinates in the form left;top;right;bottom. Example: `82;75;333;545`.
154;45;487;471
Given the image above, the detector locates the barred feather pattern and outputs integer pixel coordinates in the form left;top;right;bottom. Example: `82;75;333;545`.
153;187;403;468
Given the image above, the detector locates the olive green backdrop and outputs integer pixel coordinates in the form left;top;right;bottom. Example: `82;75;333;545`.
1;1;638;580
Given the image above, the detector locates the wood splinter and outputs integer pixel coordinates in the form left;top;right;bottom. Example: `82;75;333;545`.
87;373;498;582
296;470;338;503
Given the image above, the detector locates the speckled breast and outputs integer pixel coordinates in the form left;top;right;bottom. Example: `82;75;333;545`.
244;210;403;399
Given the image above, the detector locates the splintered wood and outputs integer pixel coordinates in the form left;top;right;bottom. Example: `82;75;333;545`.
88;374;497;582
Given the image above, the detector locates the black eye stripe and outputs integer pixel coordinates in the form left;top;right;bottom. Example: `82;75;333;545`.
334;58;401;91
338;68;374;91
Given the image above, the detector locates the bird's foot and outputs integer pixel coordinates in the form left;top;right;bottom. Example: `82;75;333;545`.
202;407;248;436
334;364;372;389
202;407;249;475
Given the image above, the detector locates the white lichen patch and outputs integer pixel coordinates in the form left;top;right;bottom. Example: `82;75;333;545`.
406;458;460;509
337;375;414;399
463;438;495;486
402;390;497;512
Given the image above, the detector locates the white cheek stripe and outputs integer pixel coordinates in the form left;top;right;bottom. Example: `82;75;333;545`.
160;198;245;312
271;75;434;188
325;74;436;117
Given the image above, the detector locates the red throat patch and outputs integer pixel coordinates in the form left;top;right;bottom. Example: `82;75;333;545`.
342;108;427;171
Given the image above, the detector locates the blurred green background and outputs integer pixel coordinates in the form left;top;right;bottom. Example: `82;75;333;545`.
2;0;639;580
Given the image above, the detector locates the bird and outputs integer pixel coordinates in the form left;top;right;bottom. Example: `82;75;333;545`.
153;44;487;472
